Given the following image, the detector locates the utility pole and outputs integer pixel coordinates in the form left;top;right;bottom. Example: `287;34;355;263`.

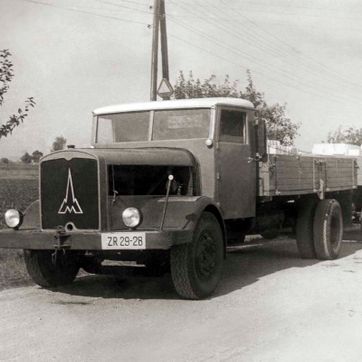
150;0;160;101
150;0;171;101
159;0;170;99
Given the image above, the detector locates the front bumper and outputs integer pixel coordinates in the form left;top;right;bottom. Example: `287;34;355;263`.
0;228;192;250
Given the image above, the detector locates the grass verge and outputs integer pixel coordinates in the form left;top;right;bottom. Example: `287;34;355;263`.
0;178;38;290
0;250;33;290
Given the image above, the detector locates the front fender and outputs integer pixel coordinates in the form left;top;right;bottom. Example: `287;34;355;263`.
161;196;226;252
158;196;225;236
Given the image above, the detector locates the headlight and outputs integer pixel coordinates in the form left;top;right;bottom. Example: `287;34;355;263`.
122;207;141;228
4;209;22;229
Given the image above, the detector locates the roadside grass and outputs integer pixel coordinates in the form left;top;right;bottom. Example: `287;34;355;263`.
0;177;38;290
0;249;33;290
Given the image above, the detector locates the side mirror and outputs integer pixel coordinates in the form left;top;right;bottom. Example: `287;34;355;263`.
255;119;267;162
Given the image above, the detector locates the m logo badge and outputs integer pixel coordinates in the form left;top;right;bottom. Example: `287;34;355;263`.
58;169;83;214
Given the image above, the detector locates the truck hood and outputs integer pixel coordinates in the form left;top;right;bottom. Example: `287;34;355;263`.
41;147;195;166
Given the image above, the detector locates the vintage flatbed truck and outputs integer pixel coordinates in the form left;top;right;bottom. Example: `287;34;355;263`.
0;98;360;299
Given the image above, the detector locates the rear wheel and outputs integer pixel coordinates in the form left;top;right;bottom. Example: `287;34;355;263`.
170;212;224;299
313;199;343;260
296;198;317;259
24;250;80;288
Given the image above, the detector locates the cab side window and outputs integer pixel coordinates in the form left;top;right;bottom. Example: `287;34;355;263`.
219;110;246;143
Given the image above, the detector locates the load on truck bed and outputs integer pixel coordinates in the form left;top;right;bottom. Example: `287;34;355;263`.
0;97;360;299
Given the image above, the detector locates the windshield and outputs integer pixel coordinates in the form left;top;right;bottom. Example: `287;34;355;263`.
96;108;210;144
97;111;150;143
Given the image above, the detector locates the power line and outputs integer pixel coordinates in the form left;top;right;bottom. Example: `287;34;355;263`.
13;0;362;107
170;0;362;99
93;0;362;100
168;33;356;108
96;0;219;19
169;2;322;79
171;0;294;59
16;0;149;25
168;29;362;115
96;0;152;15
118;0;151;6
215;0;362;90
195;0;362;92
191;1;355;85
224;1;351;13
168;16;362;104
218;2;362;21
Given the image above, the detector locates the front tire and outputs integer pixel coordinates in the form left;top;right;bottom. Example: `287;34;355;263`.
313;199;343;260
170;212;224;299
24;250;80;288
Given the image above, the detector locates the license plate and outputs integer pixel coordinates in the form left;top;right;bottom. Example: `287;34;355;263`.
101;232;146;250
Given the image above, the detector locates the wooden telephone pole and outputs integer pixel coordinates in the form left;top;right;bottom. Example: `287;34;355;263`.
150;0;171;101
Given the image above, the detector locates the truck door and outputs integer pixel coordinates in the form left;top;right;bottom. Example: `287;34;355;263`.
216;108;256;219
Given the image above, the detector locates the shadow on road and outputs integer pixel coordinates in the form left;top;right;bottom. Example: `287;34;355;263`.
216;238;362;297
52;238;362;300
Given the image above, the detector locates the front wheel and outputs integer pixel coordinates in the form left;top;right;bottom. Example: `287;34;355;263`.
24;250;80;288
170;212;224;299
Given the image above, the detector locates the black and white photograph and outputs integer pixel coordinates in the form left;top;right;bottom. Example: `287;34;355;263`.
1;0;362;360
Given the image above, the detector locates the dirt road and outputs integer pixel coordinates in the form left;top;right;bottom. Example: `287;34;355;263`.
1;239;362;361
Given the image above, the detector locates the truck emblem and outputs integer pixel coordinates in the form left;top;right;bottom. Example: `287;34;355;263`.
58;169;83;214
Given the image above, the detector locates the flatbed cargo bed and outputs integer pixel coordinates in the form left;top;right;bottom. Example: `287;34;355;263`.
259;154;357;197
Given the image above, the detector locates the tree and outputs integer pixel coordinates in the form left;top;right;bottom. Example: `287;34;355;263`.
327;126;362;146
173;70;300;146
0;157;9;164
20;152;32;164
0;49;35;139
51;136;67;152
31;150;43;163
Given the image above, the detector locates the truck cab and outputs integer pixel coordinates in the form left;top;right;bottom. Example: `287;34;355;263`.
92;97;261;219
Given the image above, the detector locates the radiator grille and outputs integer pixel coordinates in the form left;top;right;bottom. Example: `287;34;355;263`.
40;158;99;230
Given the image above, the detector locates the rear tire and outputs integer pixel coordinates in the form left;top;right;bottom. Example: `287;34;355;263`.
313;199;343;260
170;212;224;299
296;199;317;259
24;250;80;288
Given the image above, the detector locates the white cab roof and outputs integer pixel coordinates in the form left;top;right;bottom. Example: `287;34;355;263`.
93;97;254;115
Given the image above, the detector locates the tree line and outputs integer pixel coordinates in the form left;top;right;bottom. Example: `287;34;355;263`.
1;136;67;164
19;136;67;164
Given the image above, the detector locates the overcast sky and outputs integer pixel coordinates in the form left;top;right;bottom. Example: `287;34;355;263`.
1;0;361;159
